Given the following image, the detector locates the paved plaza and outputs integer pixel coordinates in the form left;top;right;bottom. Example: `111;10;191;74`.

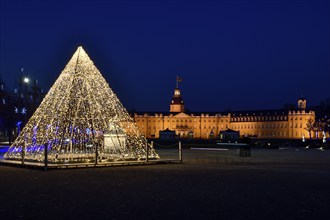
0;147;329;220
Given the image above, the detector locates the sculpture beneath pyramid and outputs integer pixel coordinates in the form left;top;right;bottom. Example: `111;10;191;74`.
5;46;159;162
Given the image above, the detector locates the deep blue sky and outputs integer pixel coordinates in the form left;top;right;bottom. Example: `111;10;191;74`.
1;0;329;112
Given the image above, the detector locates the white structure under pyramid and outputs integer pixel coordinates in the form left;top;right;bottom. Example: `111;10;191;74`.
5;46;159;162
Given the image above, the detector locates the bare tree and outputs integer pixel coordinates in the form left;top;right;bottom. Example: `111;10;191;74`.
314;121;325;139
305;118;314;139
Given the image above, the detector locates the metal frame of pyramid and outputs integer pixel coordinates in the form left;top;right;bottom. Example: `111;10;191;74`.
4;46;159;163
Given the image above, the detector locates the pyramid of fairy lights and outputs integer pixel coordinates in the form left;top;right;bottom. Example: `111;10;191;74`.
5;46;159;162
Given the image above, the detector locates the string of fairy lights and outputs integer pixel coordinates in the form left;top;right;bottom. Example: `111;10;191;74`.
5;46;159;162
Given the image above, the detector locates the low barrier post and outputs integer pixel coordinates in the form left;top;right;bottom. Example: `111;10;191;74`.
22;142;25;165
146;142;149;162
179;141;182;163
44;142;48;171
95;144;98;165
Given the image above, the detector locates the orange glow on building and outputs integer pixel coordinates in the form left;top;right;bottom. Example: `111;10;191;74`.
133;86;316;139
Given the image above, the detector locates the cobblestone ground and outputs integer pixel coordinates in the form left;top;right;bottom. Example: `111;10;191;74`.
0;148;329;220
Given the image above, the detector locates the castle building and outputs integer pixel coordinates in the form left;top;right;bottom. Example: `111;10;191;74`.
132;86;316;139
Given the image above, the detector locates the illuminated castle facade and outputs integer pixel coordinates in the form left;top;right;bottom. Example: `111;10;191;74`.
133;86;316;139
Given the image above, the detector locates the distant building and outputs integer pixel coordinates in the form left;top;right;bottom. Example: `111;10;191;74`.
159;128;176;140
132;85;317;139
220;129;240;142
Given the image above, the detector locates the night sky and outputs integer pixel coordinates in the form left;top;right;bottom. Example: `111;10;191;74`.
1;0;329;112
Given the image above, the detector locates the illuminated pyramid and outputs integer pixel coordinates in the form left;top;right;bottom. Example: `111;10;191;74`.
5;46;159;162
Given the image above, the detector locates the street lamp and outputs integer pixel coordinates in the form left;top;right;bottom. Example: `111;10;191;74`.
22;77;29;96
22;77;29;125
23;77;29;83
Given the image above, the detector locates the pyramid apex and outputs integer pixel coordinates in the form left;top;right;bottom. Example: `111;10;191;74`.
72;46;89;63
77;46;84;53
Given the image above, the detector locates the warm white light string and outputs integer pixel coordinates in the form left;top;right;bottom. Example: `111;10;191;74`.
5;46;159;162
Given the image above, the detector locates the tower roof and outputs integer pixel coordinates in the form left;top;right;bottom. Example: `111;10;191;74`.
171;88;184;104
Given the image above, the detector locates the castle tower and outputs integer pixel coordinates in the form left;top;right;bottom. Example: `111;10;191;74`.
170;77;184;113
298;96;307;110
